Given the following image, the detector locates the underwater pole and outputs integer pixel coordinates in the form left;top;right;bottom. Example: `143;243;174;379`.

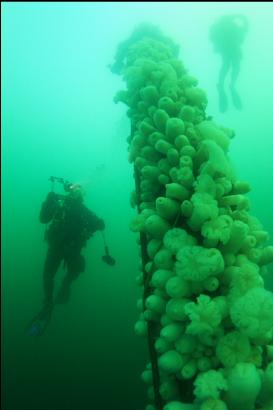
134;163;163;410
111;23;273;410
131;117;163;410
133;127;189;409
133;132;164;410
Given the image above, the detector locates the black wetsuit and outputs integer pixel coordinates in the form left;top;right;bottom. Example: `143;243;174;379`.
40;192;105;305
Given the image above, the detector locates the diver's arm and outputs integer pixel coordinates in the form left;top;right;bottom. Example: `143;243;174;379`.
96;217;105;231
39;192;59;224
89;212;105;232
85;209;105;237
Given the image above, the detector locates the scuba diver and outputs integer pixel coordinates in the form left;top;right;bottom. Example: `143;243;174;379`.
209;14;249;113
26;177;115;337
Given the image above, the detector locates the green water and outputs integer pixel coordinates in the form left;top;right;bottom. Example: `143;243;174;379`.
2;2;273;410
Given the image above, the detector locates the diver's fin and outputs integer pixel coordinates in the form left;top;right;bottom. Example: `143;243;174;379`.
217;84;228;113
26;304;53;337
230;86;243;110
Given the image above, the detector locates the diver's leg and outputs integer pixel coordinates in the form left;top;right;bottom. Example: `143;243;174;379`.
219;55;231;86
217;55;230;113
230;55;243;110
56;252;85;304
25;248;62;336
43;247;62;307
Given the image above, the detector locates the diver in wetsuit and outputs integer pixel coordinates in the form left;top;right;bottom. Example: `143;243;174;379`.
26;178;116;337
210;14;249;113
40;183;105;309
27;183;105;336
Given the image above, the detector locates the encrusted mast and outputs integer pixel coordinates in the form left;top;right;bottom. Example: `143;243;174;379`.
111;23;273;410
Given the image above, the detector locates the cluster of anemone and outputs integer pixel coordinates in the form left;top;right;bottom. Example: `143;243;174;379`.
112;24;273;410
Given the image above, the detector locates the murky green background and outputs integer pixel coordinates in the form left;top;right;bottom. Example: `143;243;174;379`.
2;2;273;409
